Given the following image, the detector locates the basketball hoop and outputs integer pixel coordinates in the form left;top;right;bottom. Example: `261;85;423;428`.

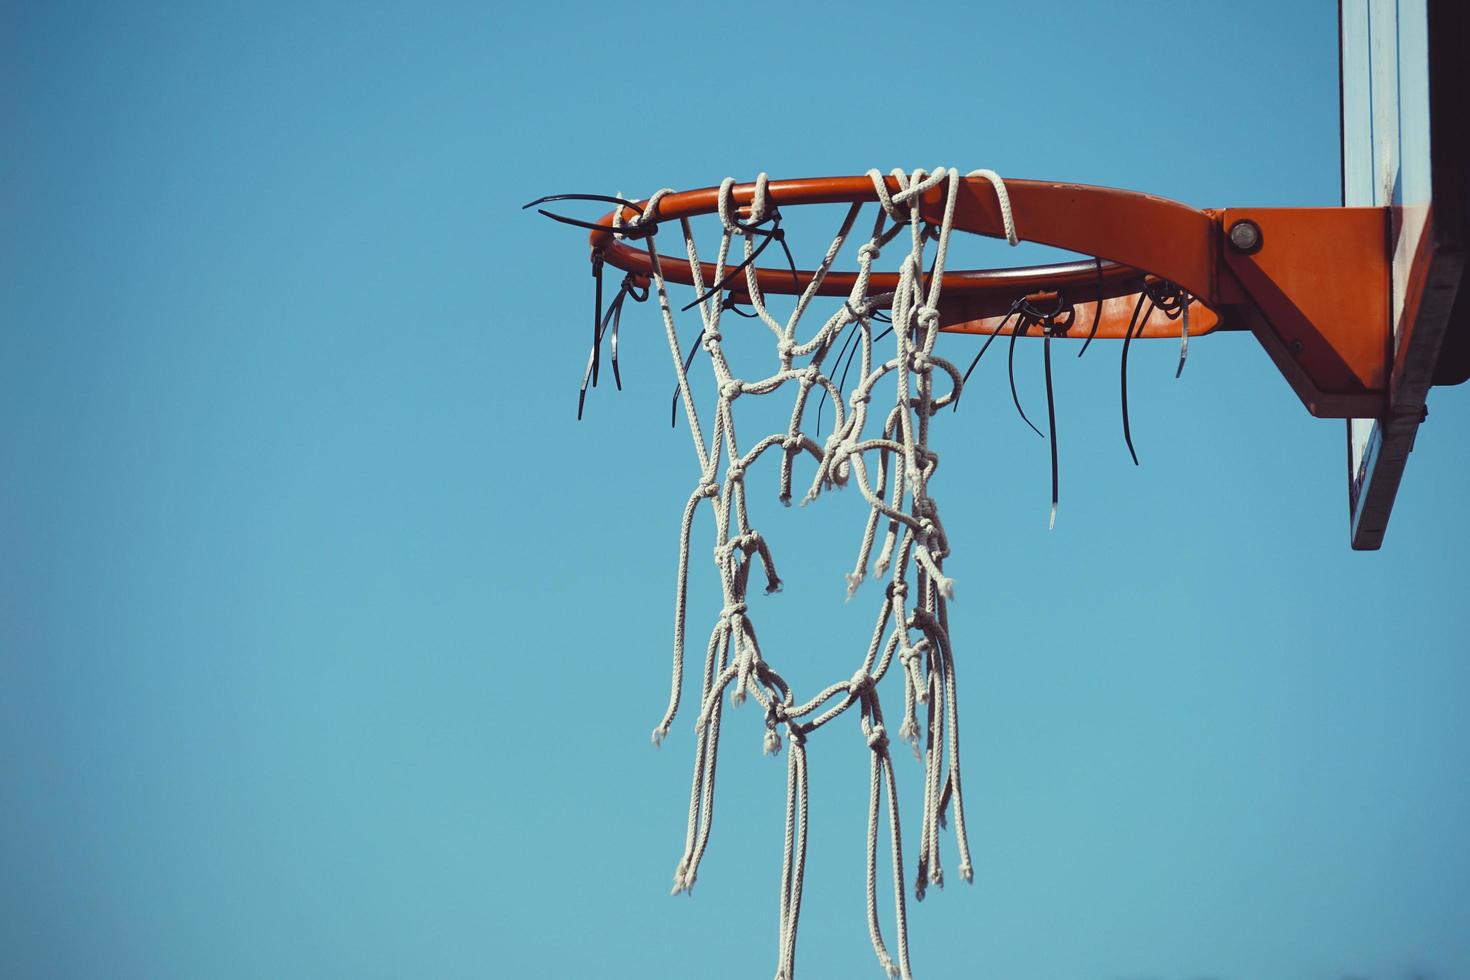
526;167;1400;979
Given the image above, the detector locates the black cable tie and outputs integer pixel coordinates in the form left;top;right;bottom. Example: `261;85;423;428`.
608;288;628;390
1043;318;1059;529
591;252;604;388
681;218;786;312
523;192;648;212
576;273;634;420
1008;316;1044;438
815;321;862;437
954;300;1024;411
1120;293;1156;465
532;208;657;239
1175;299;1190;379
523;192;658;240
772;227;802;291
670;333;701;428
1077;258;1105;358
721;295;760;318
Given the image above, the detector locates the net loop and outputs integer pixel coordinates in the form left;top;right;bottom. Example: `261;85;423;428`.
963;168;1018;245
717;173;774;233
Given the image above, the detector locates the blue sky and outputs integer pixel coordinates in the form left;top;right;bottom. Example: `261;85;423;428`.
3;2;1468;978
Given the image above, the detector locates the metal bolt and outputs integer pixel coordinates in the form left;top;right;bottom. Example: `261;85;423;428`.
1290;339;1304;354
1227;219;1262;253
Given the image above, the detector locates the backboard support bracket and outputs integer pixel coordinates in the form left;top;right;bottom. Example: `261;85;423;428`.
1217;206;1390;419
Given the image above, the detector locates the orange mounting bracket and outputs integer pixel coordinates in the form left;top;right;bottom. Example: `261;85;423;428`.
586;176;1391;419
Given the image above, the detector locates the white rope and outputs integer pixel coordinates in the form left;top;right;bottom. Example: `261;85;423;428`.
639;168;1014;977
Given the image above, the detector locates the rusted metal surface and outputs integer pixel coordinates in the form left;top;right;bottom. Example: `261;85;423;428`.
586;175;1394;418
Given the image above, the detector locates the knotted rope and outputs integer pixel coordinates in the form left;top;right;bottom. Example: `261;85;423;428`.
640;168;1015;979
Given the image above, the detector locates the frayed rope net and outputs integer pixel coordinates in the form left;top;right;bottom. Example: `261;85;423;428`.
619;167;1017;980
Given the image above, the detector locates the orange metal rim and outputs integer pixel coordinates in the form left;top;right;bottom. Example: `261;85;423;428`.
588;174;1219;304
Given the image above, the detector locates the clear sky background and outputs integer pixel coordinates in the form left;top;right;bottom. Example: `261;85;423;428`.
4;2;1468;978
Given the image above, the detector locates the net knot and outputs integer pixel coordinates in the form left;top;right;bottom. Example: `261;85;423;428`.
763;700;792;755
899;643;923;668
698;480;720;499
909;350;933;374
865;723;889;751
777;339;796;361
848;668;876;697
915;306;939;332
702;330;723;351
918;513;946;553
715;530;762;561
801;364;822;384
721;601;747;622
614;188;668;238
857;242;881;263
720;379;744;401
781;434;803;451
867;168;915;223
849;390;870;407
725;463;745;483
886;580;908;601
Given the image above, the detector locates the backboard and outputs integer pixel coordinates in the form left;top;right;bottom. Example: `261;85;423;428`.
1341;0;1468;549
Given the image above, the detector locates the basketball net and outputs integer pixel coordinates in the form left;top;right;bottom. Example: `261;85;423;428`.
614;168;1018;979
